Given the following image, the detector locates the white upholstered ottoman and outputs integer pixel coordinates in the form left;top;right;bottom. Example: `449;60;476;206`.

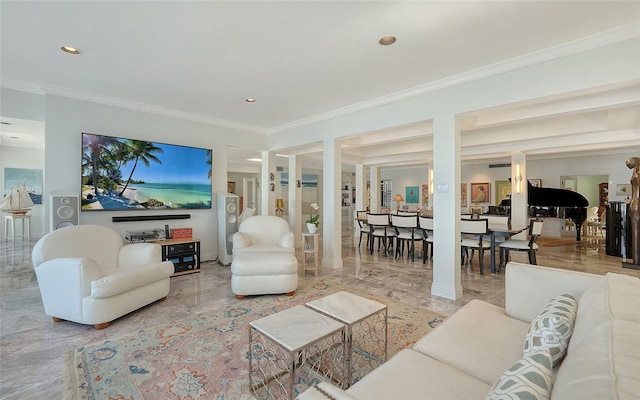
231;251;299;299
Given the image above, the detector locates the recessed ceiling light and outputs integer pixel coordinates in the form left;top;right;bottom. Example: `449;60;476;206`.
0;121;11;125
245;98;256;103
61;46;81;54
9;136;20;139
379;36;397;46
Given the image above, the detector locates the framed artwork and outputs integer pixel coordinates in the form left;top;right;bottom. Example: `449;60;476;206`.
405;186;419;204
4;167;43;204
495;180;511;204
470;182;490;203
461;183;468;208
616;184;631;196
421;184;429;206
528;179;542;187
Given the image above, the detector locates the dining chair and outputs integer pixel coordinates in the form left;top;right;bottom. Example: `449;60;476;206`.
418;216;434;263
460;218;490;275
497;219;544;271
355;210;372;248
391;214;423;261
366;213;396;256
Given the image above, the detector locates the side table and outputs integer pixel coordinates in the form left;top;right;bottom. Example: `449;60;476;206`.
249;305;346;399
301;232;320;276
306;291;388;387
4;214;31;242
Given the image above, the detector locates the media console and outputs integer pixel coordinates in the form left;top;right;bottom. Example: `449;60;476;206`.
159;238;201;276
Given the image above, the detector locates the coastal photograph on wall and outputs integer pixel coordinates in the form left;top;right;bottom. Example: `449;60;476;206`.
81;132;212;211
3;167;43;205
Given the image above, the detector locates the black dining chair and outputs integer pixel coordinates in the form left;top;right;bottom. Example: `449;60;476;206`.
366;213;396;256
460;218;490;275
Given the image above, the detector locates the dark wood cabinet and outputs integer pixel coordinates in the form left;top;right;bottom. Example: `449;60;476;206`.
606;202;631;258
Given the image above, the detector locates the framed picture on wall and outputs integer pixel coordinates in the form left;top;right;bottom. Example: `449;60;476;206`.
461;183;468;208
470;182;490;203
528;179;542;187
405;186;419;203
421;184;429;206
495;180;510;204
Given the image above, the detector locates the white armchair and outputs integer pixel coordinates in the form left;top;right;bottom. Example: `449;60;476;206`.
32;224;174;329
232;215;295;254
231;216;298;299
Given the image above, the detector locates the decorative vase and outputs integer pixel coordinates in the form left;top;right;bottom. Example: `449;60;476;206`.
307;223;317;233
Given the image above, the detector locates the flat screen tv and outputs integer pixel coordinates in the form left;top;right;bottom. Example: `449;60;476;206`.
81;132;212;211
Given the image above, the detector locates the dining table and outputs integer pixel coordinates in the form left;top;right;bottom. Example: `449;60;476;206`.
487;223;528;273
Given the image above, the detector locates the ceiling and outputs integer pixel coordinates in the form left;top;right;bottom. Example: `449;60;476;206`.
1;1;639;168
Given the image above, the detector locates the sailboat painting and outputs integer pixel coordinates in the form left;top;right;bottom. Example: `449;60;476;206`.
2;168;42;214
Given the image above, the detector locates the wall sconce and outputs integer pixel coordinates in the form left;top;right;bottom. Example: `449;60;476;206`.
514;164;523;193
296;179;301;188
275;198;284;217
429;169;434;194
269;183;275;192
393;194;404;211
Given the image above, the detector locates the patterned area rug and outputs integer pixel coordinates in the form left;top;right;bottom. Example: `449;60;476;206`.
67;280;445;399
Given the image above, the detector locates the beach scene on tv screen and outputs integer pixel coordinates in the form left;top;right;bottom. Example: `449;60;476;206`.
81;133;212;210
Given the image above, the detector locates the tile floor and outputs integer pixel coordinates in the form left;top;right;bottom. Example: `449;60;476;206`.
1;223;638;399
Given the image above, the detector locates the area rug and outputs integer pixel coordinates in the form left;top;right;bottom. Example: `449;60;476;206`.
67;280;445;400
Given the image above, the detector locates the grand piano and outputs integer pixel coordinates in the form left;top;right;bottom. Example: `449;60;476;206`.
528;182;589;241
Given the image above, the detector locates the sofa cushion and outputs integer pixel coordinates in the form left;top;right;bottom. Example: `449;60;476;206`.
413;299;530;386
523;293;577;365
486;348;554;400
552;273;640;400
91;262;173;299
231;252;298;276
346;349;492;400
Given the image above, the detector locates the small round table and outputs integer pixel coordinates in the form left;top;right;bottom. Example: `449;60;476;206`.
301;232;320;276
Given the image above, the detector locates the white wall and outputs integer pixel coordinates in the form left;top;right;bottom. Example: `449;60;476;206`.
43;94;266;261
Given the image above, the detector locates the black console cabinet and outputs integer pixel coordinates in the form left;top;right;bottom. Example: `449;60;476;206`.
606;202;632;258
160;238;201;276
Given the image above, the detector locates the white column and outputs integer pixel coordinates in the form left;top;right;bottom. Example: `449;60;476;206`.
432;113;463;300
322;138;343;269
288;155;303;247
511;153;528;238
354;164;366;233
369;166;380;213
261;151;276;215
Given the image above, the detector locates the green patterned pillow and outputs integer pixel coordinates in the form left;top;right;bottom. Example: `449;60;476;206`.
486;348;553;400
523;293;578;365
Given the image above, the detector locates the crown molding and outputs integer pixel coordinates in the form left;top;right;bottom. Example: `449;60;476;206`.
38;83;267;134
269;22;640;134
0;78;44;94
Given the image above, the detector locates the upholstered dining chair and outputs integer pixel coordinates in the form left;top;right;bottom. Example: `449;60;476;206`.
356;210;372;249
460;218;491;275
391;214;423;261
498;219;544;271
366;213;396;256
419;216;434;263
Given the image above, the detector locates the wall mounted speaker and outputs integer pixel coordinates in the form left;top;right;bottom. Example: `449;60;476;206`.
217;193;239;266
50;193;79;231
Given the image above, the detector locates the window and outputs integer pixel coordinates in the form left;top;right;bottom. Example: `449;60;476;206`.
381;180;392;208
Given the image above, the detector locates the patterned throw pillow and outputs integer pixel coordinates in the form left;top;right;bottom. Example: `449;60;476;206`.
486;348;554;400
523;293;578;365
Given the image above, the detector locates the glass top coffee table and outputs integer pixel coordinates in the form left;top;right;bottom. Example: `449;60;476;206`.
306;291;388;386
249;305;346;399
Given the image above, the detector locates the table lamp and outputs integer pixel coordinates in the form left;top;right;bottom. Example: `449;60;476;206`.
393;194;404;211
275;198;284;217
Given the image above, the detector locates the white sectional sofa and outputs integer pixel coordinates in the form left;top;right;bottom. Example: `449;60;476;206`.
299;262;640;400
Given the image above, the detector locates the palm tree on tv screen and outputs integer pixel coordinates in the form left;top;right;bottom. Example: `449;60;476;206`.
82;134;119;196
117;140;163;197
